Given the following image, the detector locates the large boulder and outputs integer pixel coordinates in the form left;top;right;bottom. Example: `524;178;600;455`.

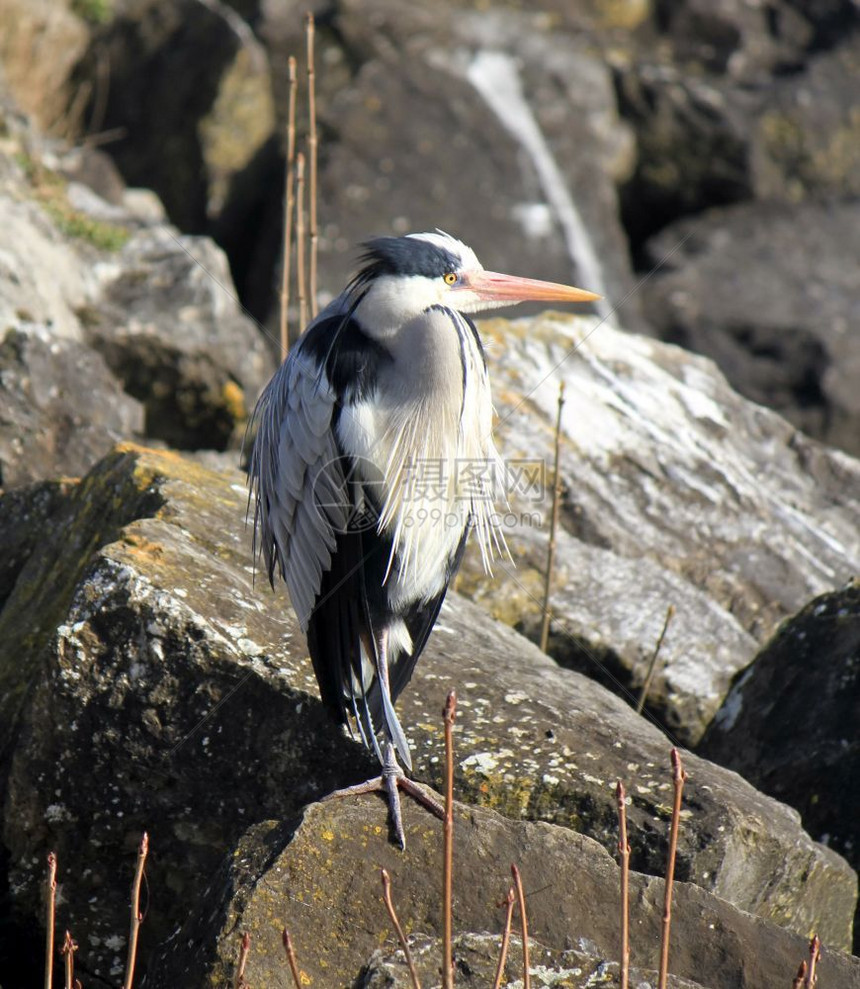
641;200;860;456
225;0;644;332
86;226;274;451
72;0;276;233
148;799;860;987
459;313;860;743
0;444;854;983
700;581;860;949
0;323;144;487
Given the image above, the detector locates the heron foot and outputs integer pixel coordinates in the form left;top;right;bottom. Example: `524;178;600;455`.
325;746;444;850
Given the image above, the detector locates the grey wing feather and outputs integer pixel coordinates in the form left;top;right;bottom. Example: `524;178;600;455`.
248;350;348;630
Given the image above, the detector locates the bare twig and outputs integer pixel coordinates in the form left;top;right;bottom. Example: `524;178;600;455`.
381;869;421;989
282;929;303;989
442;690;457;989
61;931;77;989
636;604;676;715
658;750;687;989
792;961;807;989
235;931;251;989
805;935;820;988
45;852;57;989
279;56;298;361
123;831;149;989
539;380;565;653
616;782;630;989
491;887;516;989
306;13;319;318
295;151;308;332
511;864;531;989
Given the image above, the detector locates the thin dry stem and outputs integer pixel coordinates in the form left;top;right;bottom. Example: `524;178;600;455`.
442;690;457;989
61;931;76;989
306;13;319;318
279;56;298;361
539;379;565;653
45;852;57;989
491;887;516;989
511;864;531;989
792;961;807;989
805;935;820;988
658;750;687;989
123;831;149;989
636;604;676;715
235;931;251;989
381;869;421;989
282;929;303;989
616;782;631;989
295;152;308;332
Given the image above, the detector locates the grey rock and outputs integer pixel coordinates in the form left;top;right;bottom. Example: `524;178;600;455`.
230;0;644;333
0;325;144;487
147;800;860;988
459;314;860;743
86;227;275;450
0;193;93;342
700;580;860;949
73;0;275;233
641;200;860;457
0;478;75;609
749;36;860;202
0;446;854;984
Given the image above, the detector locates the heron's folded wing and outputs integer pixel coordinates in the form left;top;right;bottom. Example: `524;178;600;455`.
248;346;348;632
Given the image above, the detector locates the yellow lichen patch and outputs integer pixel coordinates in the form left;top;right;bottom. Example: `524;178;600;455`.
221;379;247;423
321;829;335;842
119;530;165;561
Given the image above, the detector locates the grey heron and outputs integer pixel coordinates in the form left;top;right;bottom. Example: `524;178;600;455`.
249;231;598;847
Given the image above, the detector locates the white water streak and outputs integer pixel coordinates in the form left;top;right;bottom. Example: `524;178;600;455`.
466;50;613;320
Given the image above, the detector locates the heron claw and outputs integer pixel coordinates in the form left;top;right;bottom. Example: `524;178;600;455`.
325;743;444;849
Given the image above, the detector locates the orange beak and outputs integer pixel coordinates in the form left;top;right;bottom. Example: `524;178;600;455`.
459;269;601;305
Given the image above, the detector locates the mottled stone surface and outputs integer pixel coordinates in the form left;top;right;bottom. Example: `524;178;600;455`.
0;446;853;987
87;227;274;450
459;313;860;743
642;200;860;457
148;800;860;988
0;325;144;487
701;581;860;950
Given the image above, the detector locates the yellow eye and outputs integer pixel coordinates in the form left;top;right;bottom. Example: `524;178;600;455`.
443;272;458;285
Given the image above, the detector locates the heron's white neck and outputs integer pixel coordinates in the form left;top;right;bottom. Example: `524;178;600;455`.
354;275;448;339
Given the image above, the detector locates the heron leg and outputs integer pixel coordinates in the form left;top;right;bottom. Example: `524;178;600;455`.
327;630;443;848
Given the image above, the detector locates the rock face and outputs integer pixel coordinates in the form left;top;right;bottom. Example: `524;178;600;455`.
0;446;854;985
0;325;144;487
642;201;860;457
73;0;275;233
458;314;860;744
700;581;860;940
86;227;274;450
147;799;860;988
0;103;276;485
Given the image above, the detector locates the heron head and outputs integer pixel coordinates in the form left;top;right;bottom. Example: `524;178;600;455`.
350;231;599;335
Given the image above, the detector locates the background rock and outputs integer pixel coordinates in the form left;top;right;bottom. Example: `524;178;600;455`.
642;200;860;457
700;580;860;924
0;325;144;487
459;314;860;743
86;227;274;450
73;0;275;233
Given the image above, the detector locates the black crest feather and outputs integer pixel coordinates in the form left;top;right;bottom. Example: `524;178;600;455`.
349;235;460;294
